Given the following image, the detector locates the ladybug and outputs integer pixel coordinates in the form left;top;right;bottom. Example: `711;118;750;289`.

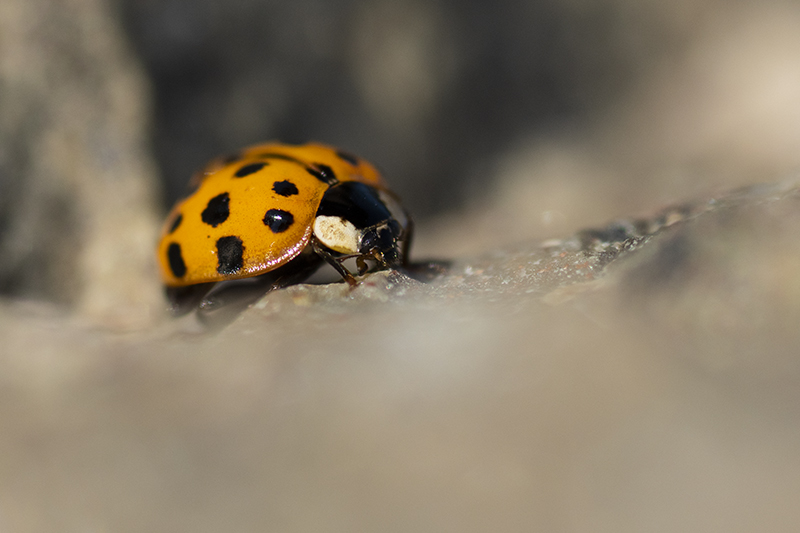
157;142;413;319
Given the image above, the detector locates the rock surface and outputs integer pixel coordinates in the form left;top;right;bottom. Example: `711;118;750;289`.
2;180;800;532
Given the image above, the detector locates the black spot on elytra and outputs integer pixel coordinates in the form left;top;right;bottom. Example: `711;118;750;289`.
201;193;230;227
216;236;244;275
234;162;267;178
168;213;182;234
263;209;294;233
306;163;338;185
335;150;359;166
167;243;187;278
272;180;299;197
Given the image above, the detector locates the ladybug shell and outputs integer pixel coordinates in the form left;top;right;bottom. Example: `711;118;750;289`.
157;142;386;287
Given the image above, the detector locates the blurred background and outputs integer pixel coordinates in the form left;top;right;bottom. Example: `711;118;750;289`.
122;0;670;215
120;0;800;226
2;0;800;314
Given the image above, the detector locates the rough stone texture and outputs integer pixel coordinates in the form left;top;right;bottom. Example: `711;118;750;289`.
2;181;800;532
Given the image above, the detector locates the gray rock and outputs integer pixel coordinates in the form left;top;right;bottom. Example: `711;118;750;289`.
0;0;162;325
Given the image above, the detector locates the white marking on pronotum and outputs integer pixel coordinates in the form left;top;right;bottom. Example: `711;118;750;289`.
313;215;361;254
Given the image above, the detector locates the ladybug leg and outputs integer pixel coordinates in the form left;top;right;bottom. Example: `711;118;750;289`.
327;256;359;287
311;238;358;287
393;219;452;282
195;248;323;329
166;282;216;317
356;256;370;276
400;216;414;267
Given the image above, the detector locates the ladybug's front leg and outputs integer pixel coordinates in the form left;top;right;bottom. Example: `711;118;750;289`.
356;256;370;276
311;238;359;287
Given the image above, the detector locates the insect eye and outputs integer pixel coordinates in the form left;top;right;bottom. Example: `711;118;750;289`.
359;229;378;253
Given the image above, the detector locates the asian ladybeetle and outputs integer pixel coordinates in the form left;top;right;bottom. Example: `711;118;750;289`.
157;142;413;317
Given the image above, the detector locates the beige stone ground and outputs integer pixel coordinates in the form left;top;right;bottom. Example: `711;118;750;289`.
3;180;800;532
